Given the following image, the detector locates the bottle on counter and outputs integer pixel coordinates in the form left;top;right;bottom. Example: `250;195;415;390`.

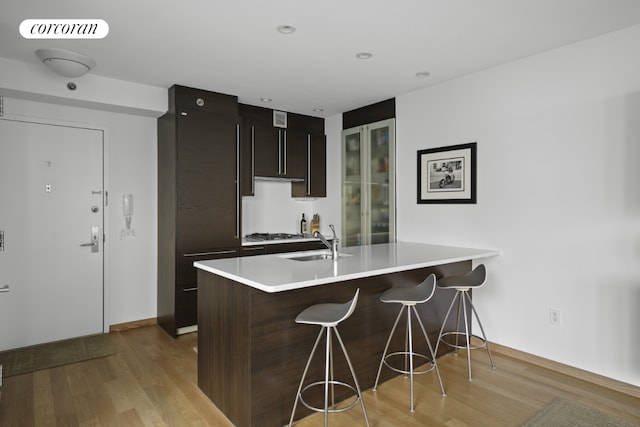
301;213;307;236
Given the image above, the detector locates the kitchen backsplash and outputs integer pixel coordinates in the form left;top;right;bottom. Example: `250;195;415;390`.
242;180;315;235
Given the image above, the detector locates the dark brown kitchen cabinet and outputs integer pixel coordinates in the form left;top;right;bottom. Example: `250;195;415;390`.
264;240;328;254
249;126;306;180
241;245;266;256
240;104;325;197
158;85;241;338
292;133;326;198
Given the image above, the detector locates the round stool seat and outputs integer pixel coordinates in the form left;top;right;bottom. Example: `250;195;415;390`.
379;276;436;305
436;264;486;291
295;297;358;327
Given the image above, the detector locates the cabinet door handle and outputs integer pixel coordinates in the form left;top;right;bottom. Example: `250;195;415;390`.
283;130;287;175
250;125;255;195
183;250;238;257
278;130;282;175
236;123;240;239
183;287;197;292
307;134;311;195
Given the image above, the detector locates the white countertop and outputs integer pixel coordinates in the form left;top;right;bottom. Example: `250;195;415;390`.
194;242;500;293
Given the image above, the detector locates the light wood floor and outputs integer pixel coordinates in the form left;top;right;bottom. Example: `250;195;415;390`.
1;325;639;426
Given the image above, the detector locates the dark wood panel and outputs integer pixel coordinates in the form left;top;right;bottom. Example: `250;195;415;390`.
158;86;241;338
291;133;326;198
241;245;266;256
282;129;306;179
286;112;324;134
176;110;240;249
343;98;396;130
198;271;251;427
197;260;471;427
263;240;327;255
252;125;279;177
169;85;238;115
157;112;178;337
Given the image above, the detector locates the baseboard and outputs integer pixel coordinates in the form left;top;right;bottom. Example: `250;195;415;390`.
109;317;157;332
491;342;640;399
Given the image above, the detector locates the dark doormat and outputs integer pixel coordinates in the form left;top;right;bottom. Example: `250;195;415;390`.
522;397;639;427
0;333;116;377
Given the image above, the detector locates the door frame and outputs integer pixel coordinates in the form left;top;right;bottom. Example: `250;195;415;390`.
0;112;111;333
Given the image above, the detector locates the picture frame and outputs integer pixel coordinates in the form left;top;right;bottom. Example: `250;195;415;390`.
417;142;477;204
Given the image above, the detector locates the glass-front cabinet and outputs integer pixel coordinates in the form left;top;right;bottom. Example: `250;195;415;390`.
341;118;396;247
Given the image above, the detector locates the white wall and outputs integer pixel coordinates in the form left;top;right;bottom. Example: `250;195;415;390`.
395;25;640;386
2;96;158;327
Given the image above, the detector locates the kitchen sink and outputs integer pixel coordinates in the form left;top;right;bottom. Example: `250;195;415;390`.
279;251;352;261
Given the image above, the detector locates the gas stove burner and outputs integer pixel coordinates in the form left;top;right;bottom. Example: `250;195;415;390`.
245;232;305;241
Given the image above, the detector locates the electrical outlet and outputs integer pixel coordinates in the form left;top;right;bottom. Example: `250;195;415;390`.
549;308;562;325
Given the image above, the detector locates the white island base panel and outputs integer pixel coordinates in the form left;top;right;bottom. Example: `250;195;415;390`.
194;241;500;293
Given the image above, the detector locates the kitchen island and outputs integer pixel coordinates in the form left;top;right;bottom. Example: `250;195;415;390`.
194;242;499;427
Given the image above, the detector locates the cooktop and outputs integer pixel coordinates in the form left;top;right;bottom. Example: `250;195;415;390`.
244;233;306;242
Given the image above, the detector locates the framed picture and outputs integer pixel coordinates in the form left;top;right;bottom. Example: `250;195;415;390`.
417;142;476;204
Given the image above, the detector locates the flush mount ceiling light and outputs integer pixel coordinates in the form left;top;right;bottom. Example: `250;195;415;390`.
277;25;296;34
416;71;431;78
356;52;373;60
261;97;273;102
35;48;96;77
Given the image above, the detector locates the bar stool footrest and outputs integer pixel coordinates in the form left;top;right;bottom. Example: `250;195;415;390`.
439;331;487;351
299;380;361;414
382;351;436;376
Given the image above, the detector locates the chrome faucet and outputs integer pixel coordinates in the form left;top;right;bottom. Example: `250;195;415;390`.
314;224;339;260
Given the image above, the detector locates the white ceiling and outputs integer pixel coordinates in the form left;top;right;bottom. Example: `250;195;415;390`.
2;0;640;117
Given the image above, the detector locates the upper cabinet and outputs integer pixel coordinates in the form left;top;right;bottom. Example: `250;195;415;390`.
240;104;326;197
341;118;396;247
253;127;306;180
291;132;326;198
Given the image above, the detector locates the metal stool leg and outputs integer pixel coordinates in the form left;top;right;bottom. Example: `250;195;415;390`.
333;327;370;427
289;327;326;427
435;290;460;357
464;292;496;370
290;325;369;427
411;306;446;397
461;290;473;380
376;304;445;412
373;306;404;391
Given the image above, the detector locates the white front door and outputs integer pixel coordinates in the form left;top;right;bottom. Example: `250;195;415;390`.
0;118;104;351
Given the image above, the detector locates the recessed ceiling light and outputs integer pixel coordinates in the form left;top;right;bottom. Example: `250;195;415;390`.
313;108;324;112
261;98;272;102
356;52;373;60
416;71;431;78
277;25;296;34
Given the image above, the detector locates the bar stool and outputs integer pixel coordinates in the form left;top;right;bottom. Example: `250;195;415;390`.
288;289;369;427
435;264;496;381
373;274;446;412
